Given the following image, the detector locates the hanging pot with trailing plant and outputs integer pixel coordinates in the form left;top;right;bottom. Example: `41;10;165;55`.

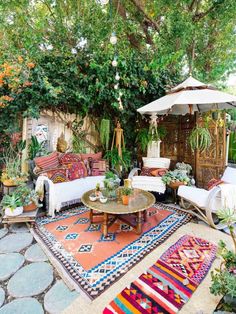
189;126;212;152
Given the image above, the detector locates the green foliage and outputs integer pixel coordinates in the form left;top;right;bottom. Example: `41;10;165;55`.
28;136;46;160
105;148;131;172
189;126;212;152
136;126;167;153
0;193;23;211
14;183;41;207
100;119;110;150
161;170;190;185
121;187;133;196
210;207;236;309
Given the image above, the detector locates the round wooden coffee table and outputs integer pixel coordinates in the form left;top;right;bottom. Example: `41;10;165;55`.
81;188;155;237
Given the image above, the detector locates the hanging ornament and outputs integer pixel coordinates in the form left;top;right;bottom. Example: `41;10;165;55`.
100;0;109;5
115;72;120;80
114;84;119;90
118;98;123;110
112;59;118;67
110;32;117;45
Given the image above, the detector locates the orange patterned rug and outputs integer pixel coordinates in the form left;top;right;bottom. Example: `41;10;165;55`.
33;203;191;300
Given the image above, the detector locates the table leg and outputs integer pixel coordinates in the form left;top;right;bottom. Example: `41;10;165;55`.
136;211;142;234
89;209;93;223
143;210;147;222
103;213;108;237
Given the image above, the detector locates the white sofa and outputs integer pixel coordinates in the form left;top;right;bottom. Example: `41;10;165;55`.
36;175;105;217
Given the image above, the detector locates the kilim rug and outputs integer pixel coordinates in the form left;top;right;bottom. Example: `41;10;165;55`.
104;235;217;314
32;203;191;300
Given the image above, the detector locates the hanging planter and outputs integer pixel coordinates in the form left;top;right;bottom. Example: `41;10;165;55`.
100;119;110;150
189;126;212;152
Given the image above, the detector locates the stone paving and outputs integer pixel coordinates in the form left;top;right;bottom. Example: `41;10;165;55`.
0;223;79;314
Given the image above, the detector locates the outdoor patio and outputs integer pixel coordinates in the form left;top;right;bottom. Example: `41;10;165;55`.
0;1;236;314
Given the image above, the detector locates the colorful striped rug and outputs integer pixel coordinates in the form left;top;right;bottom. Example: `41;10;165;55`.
104;235;217;314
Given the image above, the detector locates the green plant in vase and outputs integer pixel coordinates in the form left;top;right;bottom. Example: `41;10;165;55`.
103;171;120;200
0;193;23;216
161;170;190;187
121;187;133;205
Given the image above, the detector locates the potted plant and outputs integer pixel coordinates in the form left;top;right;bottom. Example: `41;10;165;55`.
161;170;190;188
210;208;236;312
121;187;133;205
15;184;41;212
95;183;101;197
103;171;121;200
189;125;212;152
0;193;23;216
175;162;192;175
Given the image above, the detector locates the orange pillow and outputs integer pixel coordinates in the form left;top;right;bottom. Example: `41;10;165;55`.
151;168;168;177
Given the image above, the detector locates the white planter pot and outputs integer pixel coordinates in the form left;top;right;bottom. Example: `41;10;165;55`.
5;206;23;217
147;140;161;158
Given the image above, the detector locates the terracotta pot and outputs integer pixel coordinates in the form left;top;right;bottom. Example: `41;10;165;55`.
122;195;129;205
168;181;186;189
23;202;37;212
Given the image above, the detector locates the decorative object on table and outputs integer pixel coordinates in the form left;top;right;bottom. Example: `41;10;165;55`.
121;187;133;205
103;171;120;200
89;193;97;202
104;235;217;314
210;208;236;312
0;193;23;217
99;196;108;204
32;203;191;300
14;183;42;212
56;132;68;153
95;183;101;197
124;178;132;188
189;125;212;152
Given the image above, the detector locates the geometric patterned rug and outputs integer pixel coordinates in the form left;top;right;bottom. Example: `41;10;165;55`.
104;235;217;313
33;203;191;300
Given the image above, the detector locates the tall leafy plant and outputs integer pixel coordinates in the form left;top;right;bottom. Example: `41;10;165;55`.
100;119;110;151
189;126;212;152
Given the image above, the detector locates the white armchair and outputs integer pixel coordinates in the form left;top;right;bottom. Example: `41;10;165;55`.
128;157;170;194
178;167;236;229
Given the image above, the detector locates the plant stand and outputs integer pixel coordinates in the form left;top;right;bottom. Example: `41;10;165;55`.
2;208;39;228
2;183;18;195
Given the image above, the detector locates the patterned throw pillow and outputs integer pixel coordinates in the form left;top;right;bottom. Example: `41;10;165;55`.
80;152;102;161
35;152;59;171
59;153;81;165
42;168;69;184
207;178;225;190
66;162;87;181
91;159;108;176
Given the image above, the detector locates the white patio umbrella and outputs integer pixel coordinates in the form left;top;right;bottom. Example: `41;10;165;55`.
137;76;236;115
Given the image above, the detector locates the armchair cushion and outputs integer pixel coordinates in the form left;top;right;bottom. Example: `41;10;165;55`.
221;166;236;185
178;186;209;208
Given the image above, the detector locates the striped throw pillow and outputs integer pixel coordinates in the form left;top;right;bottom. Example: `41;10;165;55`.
35;152;59;171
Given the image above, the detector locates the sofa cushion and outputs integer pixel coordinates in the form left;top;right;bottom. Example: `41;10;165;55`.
35;152;59;171
59;153;81;165
207;178;225;190
43;168;69;184
91;159;107;176
67;162;87;181
140;167;168;177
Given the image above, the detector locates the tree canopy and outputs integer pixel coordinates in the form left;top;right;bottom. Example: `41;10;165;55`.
0;0;236;147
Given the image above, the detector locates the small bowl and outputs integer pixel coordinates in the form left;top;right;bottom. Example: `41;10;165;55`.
99;197;108;204
89;195;97;202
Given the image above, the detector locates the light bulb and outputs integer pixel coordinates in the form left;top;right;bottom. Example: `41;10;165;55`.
114;84;119;90
71;48;77;54
115;72;120;80
100;0;109;4
110;32;117;45
112;60;118;67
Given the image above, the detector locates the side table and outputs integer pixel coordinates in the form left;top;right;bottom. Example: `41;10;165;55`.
2;209;39;229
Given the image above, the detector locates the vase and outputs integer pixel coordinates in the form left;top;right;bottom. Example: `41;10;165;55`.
23;202;37;212
122;195;129;205
5;206;23;217
2;179;16;187
168;182;185;189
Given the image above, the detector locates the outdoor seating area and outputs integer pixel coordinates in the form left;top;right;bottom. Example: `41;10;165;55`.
0;1;236;314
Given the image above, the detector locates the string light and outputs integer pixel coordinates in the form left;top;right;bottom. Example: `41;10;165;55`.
110;32;117;45
100;0;109;5
115;72;120;80
112;59;118;67
114;84;119;90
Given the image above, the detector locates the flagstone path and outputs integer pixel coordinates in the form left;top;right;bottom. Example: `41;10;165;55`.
0;223;79;314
